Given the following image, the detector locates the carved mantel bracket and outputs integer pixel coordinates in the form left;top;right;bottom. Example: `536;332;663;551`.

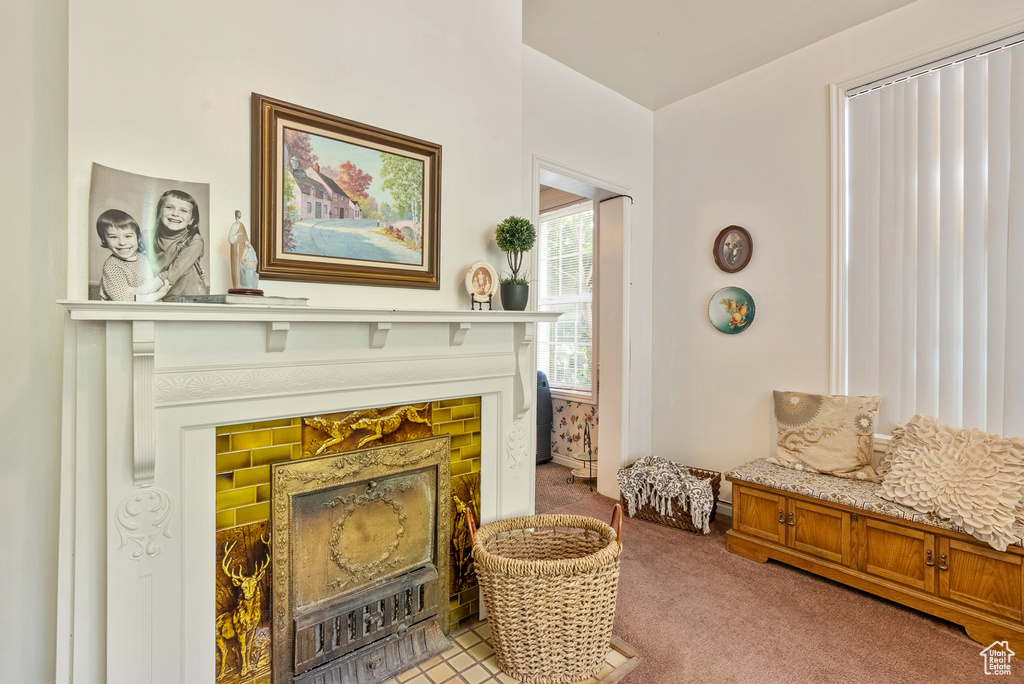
449;322;471;347
370;322;392;349
266;321;290;353
513;322;535;421
132;321;156;484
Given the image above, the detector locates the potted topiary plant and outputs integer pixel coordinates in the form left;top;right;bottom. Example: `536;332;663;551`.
495;215;536;311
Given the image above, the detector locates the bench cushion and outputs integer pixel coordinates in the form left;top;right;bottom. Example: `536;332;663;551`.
727;458;1024;547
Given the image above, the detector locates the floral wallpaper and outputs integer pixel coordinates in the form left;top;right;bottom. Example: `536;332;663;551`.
551;399;599;460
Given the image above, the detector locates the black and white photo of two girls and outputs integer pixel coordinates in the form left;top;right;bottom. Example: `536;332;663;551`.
88;163;211;302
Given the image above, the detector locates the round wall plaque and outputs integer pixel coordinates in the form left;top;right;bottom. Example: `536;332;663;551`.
709;286;755;334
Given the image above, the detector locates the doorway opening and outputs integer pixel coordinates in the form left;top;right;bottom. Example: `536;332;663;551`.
531;158;631;511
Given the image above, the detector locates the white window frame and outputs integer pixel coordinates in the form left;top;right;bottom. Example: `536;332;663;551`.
537;199;598;403
829;20;1024;431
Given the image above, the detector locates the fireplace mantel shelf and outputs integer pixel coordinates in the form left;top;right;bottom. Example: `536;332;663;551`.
60;300;558;354
59;300;561;324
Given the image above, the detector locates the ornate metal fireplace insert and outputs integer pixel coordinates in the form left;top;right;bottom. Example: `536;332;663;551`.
271;436;452;683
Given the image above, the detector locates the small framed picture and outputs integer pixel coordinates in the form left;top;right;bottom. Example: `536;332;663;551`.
465;261;498;308
713;225;752;273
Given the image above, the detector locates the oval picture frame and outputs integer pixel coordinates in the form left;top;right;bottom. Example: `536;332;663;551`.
465;260;499;302
713;225;753;273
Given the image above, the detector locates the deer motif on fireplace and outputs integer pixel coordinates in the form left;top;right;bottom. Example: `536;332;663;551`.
216;536;270;679
308;403;432;454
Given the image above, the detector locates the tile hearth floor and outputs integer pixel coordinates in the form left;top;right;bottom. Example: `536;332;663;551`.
381;621;640;684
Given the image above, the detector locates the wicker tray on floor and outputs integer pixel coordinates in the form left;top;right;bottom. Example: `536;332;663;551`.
619;465;720;534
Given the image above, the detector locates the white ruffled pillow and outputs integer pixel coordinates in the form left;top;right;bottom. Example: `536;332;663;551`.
880;414;1024;551
876;424;905;478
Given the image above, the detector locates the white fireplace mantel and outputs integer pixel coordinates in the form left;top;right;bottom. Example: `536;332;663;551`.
60;300;554;324
55;301;558;684
60;301;552;353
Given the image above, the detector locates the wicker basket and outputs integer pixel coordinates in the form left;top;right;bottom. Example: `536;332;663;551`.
619;465;721;534
466;507;622;684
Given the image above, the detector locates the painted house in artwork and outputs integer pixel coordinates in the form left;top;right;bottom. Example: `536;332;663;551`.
288;168;329;220
306;164;363;220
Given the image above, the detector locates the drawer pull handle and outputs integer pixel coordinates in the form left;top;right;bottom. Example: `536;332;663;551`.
778;511;785;524
939;554;948;571
851;514;858;522
925;550;934;567
788;512;795;527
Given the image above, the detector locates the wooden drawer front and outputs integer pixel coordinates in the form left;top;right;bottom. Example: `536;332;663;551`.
733;486;785;544
863;518;934;593
788;500;849;565
938;539;1023;621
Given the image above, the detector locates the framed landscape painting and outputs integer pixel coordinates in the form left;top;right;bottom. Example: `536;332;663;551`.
251;93;441;288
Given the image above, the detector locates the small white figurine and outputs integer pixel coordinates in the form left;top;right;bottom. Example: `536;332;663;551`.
228;210;261;294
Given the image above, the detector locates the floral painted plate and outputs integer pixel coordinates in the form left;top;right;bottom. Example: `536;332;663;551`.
709;286;755;334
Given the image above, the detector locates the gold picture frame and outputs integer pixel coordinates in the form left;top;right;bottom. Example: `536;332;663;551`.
251;93;442;288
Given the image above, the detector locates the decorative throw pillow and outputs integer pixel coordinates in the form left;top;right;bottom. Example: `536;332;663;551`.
875;424;906;478
880;414;1024;552
767;390;880;481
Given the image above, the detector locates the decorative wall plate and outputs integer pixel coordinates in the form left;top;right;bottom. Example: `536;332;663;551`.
713;225;752;273
709;286;755;334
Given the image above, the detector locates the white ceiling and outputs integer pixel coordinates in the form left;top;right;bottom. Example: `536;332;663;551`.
522;0;918;110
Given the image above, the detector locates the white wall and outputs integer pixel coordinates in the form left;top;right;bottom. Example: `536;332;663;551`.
67;0;524;309
0;1;68;682
5;0;526;680
522;46;655;480
651;0;1024;500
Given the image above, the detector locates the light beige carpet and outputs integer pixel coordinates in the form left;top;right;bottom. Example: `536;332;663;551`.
551;494;1024;683
535;461;597;514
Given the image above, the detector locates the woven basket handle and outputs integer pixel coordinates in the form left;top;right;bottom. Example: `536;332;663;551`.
465;507;478;547
610;503;623;546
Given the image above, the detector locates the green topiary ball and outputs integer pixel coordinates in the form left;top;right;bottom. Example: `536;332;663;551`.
495;216;536;253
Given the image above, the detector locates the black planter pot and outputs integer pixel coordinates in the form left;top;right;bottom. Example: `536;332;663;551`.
499;282;530;311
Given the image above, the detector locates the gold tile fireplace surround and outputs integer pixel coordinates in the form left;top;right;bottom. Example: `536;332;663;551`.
55;302;558;684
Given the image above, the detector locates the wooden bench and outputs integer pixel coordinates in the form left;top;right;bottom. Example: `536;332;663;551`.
726;459;1024;653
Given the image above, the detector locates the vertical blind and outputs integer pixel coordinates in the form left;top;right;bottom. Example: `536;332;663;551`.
537;200;595;393
846;37;1024;436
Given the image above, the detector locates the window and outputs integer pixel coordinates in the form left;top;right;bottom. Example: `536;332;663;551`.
537;200;595;396
840;34;1024;436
